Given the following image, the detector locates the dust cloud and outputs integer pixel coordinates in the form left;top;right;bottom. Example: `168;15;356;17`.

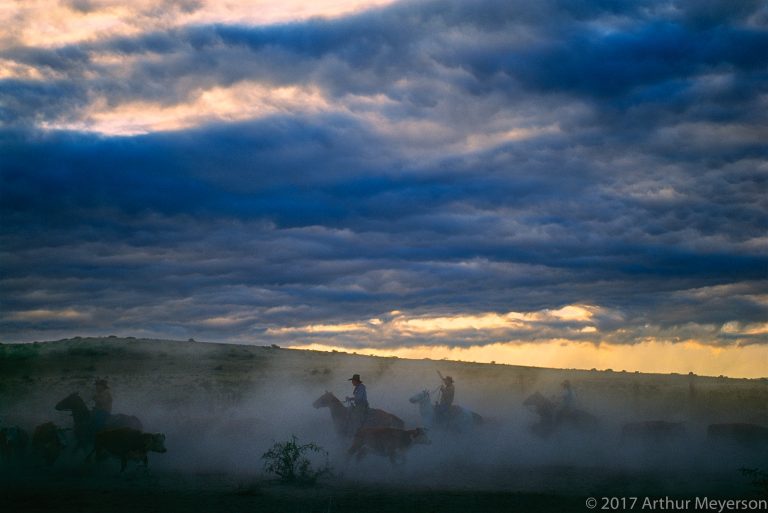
1;338;767;497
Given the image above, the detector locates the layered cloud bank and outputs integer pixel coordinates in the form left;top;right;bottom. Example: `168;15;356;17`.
1;0;766;374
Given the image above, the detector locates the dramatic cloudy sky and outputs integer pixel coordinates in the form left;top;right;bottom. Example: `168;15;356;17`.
1;0;767;376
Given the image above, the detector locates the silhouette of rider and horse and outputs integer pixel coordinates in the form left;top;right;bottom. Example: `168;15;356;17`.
523;381;597;436
409;372;483;433
55;380;141;451
313;374;404;437
314;371;485;439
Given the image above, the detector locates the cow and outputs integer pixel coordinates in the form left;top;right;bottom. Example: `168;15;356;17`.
620;421;686;443
347;427;430;464
31;422;68;465
87;428;167;472
707;423;768;447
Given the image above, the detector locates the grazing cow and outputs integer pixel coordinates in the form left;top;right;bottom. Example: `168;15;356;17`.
621;421;686;442
347;427;430;464
707;423;768;447
87;428;167;472
31;422;67;465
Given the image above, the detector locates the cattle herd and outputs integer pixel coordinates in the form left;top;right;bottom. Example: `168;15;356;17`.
1;391;168;473
2;386;768;474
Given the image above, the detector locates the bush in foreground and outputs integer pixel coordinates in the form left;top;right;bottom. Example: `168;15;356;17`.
262;435;331;484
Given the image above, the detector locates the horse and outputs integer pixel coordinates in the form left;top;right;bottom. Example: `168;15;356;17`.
55;392;142;451
523;391;597;437
312;391;404;437
408;389;483;433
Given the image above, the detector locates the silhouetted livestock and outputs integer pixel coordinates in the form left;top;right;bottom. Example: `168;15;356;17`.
313;391;404;437
409;389;483;433
347;427;431;464
523;391;598;437
55;392;142;451
31;422;67;465
707;423;768;447
87;428;167;472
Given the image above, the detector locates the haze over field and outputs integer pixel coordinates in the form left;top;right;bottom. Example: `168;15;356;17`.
1;0;767;378
2;337;767;498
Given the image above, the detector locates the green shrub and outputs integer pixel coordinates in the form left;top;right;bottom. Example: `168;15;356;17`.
261;435;331;484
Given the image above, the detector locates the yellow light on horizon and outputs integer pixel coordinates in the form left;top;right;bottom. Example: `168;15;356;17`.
287;340;768;379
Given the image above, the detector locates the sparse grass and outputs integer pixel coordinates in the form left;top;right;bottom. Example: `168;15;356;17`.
740;468;768;497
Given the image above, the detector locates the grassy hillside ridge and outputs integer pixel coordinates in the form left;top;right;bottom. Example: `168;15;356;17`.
2;336;768;509
1;336;766;428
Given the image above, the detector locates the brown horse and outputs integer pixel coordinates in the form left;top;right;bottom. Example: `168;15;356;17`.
312;391;404;437
55;392;142;451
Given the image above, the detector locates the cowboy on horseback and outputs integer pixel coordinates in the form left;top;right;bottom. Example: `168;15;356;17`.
92;379;112;431
435;371;455;424
346;374;369;433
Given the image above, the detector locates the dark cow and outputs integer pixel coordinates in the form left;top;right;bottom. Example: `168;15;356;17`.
707;423;768;447
87;428;167;472
347;427;430;464
31;422;67;465
621;421;686;442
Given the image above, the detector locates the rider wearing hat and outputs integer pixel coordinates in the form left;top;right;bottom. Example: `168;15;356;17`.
346;374;369;433
92;379;112;431
435;372;455;423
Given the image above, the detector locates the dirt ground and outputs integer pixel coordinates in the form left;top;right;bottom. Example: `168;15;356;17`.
1;467;580;513
1;337;767;512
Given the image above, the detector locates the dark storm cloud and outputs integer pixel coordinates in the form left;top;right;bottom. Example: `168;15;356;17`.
1;0;766;347
5;0;766;125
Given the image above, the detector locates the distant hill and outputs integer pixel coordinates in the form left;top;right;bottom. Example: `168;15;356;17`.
1;336;767;427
